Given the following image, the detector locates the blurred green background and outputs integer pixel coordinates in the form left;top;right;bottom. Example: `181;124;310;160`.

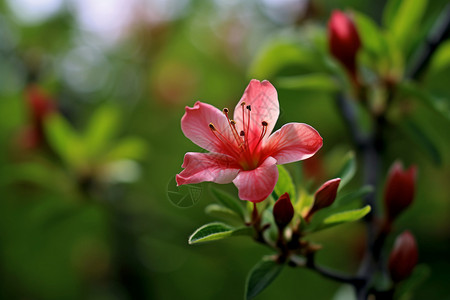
0;0;449;299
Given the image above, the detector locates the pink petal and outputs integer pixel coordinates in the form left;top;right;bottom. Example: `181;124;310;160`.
181;101;235;154
233;80;279;148
232;156;278;203
265;123;323;164
176;152;240;185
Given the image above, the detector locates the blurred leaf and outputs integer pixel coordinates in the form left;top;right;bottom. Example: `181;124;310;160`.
188;223;252;244
399;119;442;165
399;81;450;122
44;113;85;168
276;74;338;93
210;187;246;221
295;188;314;216
104;137;148;162
245;258;283;300
383;0;428;50
84;105;121;158
248;40;319;79
204;204;242;223
335;185;374;206
353;12;386;57
335;151;356;191
274;165;296;200
426;40;450;75
395;264;430;300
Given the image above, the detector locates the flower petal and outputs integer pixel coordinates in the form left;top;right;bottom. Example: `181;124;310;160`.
233;80;279;147
232;156;278;203
181;101;235;154
176;152;240;185
265;123;323;164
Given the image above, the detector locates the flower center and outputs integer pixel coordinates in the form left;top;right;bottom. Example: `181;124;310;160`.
209;103;268;170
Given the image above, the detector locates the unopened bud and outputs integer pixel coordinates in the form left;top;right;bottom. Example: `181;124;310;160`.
384;161;417;222
26;85;55;124
273;193;294;229
388;230;418;282
328;10;361;78
306;178;341;220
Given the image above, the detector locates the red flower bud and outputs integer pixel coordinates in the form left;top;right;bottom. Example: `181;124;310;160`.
328;10;361;78
384;161;417;221
26;85;55;126
306;178;341;221
273;193;294;229
388;230;418;282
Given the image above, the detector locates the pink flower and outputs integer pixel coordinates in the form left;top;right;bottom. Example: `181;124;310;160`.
176;80;323;202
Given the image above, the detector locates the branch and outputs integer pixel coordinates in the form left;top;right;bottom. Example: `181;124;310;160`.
290;254;364;286
408;3;450;79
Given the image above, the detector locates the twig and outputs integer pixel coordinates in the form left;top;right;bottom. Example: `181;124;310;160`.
407;3;450;79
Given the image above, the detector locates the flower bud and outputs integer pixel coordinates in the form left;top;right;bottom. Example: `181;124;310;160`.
306;178;341;220
384;161;417;221
273;193;294;229
328;10;361;78
26;85;55;125
388;230;418;282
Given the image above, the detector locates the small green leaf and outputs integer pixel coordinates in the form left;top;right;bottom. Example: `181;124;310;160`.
383;0;428;50
353;12;386;57
188;223;251;244
274;165;296;200
399;119;442;165
399;81;450;122
323;205;371;225
335;186;374;206
204;204;242;223
210;187;246;221
245;258;283;300
335;151;356;190
44;113;85;168
277;74;338;93
248;40;320;79
84;105;121;158
104;137;148;162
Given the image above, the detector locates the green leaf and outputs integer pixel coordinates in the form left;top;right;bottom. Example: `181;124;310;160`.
84;105;121;158
426;40;450;76
383;0;428;50
323;205;371;225
44;113;85;168
210;187;246;221
273;165;296;200
335;185;374;206
399;81;450;122
204;204;242;223
248;40;319;79
335;151;356;190
245;258;283;300
399;119;442;165
308;205;371;233
188;223;252;244
353;12;386;57
395;264;430;300
104;137;148;162
276;74;338;93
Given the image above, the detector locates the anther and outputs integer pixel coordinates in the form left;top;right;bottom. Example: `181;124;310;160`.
223;108;229;114
231;120;236;125
209;123;216;131
262;121;268;126
240;131;245;136
246;105;251;111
